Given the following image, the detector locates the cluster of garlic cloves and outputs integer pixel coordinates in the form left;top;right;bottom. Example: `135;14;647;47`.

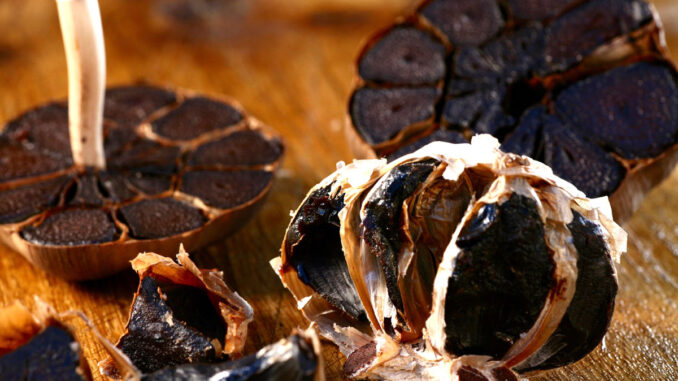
274;135;626;380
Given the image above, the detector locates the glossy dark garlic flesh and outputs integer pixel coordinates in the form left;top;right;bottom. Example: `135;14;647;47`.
0;301;91;381
273;137;626;380
100;249;253;378
101;315;323;381
347;0;678;222
140;330;324;381
0;86;283;280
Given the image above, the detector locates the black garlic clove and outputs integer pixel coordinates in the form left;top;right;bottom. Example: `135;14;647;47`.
100;250;253;377
21;208;118;246
283;184;365;322
358;26;447;86
420;0;504;46
116;276;225;373
554;63;678;160
141;331;323;381
119;198;207;239
151;97;242;141
517;211;618;371
444;194;554;359
0;326;86;381
350;87;440;147
0;302;92;381
361;159;437;332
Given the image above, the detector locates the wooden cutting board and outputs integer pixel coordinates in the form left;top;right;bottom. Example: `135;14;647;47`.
0;1;676;379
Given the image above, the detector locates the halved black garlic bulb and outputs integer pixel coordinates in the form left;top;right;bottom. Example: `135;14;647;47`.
347;0;678;222
0;0;284;281
0;86;283;280
273;136;627;380
100;249;253;377
102;327;324;381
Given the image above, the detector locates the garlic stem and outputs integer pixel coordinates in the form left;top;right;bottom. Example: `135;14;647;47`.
56;0;106;169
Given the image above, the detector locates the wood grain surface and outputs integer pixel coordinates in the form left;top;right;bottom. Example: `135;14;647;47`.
0;0;676;379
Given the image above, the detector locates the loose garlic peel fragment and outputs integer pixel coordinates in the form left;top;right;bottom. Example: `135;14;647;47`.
274;135;627;380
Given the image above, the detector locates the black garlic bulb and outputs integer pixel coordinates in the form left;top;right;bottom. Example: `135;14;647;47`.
272;135;626;380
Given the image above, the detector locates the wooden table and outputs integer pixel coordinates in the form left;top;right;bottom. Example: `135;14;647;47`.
0;1;676;379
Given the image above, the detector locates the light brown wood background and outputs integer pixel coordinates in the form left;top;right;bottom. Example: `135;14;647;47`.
0;0;676;379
